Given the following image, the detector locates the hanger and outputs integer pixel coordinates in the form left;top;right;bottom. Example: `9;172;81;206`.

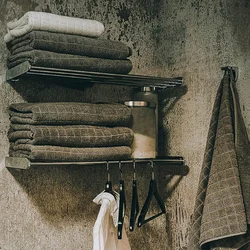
105;161;113;193
129;160;140;231
118;161;126;239
137;160;166;227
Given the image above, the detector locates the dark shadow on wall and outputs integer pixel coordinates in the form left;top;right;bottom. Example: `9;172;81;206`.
6;163;152;226
7;75;133;103
158;85;188;156
7;164;107;226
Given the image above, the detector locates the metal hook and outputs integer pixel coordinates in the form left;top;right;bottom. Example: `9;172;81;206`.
221;66;238;83
107;161;110;182
119;161;123;180
133;160;136;180
150;160;155;180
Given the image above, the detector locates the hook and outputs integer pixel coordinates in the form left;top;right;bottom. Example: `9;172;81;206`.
119;161;123;180
133;160;136;180
130;160;140;231
137;160;166;227
107;161;110;182
150;160;155;180
221;66;238;83
105;161;112;193
118;161;126;239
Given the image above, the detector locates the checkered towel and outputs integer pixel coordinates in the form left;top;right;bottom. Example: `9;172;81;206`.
9;102;132;126
7;31;132;59
8;125;134;147
9;144;132;162
187;70;250;250
4;11;104;43
7;49;133;74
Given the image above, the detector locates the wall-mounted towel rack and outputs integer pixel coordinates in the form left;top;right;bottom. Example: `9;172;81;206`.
5;156;189;175
6;61;184;91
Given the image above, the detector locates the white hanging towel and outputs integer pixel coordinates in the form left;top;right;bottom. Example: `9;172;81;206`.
93;191;131;250
4;11;104;43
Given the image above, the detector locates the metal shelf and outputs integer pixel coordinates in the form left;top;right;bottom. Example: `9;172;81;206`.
5;156;189;175
6;61;184;90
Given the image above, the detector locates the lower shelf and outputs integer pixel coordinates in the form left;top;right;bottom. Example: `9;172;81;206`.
5;156;189;175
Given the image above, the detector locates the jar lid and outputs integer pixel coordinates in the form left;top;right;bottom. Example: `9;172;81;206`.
124;101;156;108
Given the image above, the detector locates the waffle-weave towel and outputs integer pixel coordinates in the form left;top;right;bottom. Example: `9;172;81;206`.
9;144;132;162
187;70;250;250
7;49;133;74
8;125;134;147
9;102;132;126
6;31;132;59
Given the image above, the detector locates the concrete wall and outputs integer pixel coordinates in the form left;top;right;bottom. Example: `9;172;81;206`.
0;0;250;249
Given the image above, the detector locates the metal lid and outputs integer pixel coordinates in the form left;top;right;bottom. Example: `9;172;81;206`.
124;101;156;108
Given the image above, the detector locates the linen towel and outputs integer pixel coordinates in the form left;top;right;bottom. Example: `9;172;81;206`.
7;49;133;74
187;69;250;250
9;144;132;162
9;102;132;126
4;11;104;43
8;125;134;147
93;191;131;250
7;31;132;59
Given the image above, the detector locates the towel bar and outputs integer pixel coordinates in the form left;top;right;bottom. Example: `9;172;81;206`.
6;61;184;91
5;156;189;175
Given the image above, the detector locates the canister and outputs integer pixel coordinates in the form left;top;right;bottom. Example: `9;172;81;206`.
124;101;156;159
133;87;158;154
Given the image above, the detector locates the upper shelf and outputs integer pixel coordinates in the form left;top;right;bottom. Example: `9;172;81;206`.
6;61;184;90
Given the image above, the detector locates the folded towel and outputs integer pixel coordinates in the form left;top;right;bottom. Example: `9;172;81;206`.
7;31;132;59
8;125;134;147
9;102;132;126
9;144;132;162
7;50;133;74
188;69;250;250
4;11;104;43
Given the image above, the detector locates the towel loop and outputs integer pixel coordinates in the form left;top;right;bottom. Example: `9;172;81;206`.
129;160;140;231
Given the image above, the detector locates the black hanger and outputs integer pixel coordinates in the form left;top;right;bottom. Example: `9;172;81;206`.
129;160;140;231
118;161;126;239
105;161;113;193
137;160;166;227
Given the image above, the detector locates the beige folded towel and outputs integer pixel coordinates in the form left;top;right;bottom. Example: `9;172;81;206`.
4;11;104;43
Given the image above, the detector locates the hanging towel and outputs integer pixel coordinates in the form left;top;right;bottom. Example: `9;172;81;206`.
9;102;132;126
6;31;132;59
187;69;250;250
9;144;132;162
8;125;134;147
93;191;131;250
7;50;133;74
4;11;104;43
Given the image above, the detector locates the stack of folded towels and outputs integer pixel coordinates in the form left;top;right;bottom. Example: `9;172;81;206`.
4;11;133;74
8;102;134;162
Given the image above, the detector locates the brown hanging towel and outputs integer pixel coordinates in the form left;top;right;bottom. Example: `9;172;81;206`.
188;68;250;250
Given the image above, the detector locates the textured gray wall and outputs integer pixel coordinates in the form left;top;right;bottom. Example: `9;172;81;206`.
1;0;250;250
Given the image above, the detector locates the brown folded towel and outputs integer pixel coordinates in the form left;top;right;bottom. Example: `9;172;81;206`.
9;102;132;126
7;49;133;74
9;144;132;162
8;124;134;147
7;30;132;59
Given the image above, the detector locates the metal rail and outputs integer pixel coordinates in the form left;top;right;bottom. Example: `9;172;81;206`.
6;61;184;90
